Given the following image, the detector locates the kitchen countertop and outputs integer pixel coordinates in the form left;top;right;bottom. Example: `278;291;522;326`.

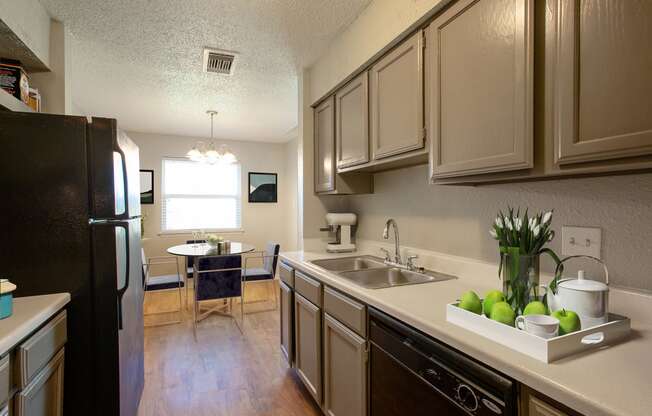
0;293;70;355
281;249;652;416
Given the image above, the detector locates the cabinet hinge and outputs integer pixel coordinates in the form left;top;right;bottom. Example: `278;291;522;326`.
422;30;426;49
364;343;369;363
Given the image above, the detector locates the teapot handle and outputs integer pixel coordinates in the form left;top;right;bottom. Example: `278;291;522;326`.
553;255;609;286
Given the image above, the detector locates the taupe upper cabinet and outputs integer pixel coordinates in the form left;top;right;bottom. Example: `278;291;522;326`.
369;31;425;160
429;0;534;179
336;72;369;170
314;96;336;193
552;0;652;165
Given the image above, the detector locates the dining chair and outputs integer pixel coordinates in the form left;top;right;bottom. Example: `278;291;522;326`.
184;239;205;308
193;255;243;338
242;242;280;313
141;248;183;327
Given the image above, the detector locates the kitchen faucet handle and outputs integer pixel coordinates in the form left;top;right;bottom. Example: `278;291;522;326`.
406;255;419;270
380;248;392;262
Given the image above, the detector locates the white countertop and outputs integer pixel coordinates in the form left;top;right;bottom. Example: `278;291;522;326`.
281;248;652;416
0;293;70;355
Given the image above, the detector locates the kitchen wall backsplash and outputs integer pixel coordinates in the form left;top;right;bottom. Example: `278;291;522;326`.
347;165;652;292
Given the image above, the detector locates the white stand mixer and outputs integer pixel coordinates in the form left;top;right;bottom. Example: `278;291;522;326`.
322;213;357;253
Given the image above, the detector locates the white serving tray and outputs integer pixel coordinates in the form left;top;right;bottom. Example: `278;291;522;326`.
446;303;631;363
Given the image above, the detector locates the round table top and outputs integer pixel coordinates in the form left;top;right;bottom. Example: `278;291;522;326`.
166;242;255;257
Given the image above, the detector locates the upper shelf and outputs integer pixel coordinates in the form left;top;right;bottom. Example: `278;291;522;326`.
0;18;50;73
0;88;33;113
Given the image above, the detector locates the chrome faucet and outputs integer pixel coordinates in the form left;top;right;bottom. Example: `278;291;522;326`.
381;219;424;272
382;219;402;265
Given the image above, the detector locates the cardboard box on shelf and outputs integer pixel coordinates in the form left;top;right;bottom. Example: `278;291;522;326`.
0;59;30;104
27;88;41;112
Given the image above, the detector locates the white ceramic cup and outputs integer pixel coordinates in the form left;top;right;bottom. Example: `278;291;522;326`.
515;314;559;339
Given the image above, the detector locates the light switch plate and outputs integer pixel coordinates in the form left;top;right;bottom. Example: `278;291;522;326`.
561;226;602;258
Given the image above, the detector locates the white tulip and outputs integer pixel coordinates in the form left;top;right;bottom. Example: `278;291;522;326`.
533;225;541;236
529;217;537;229
495;217;503;228
543;211;552;224
489;229;498;239
506;219;513;230
514;218;523;229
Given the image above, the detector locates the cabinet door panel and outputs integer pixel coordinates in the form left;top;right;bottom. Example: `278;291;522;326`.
294;293;322;404
553;0;652;164
528;396;569;416
15;348;64;416
337;72;369;169
370;31;424;160
324;314;367;416
430;0;534;178
280;281;294;367
315;96;336;193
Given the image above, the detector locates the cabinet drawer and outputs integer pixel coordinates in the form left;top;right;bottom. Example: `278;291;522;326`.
0;355;9;406
279;262;294;288
15;347;65;416
16;311;67;389
295;272;322;307
324;287;366;337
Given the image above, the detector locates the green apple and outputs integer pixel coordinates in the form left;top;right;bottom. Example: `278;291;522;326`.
490;301;516;326
523;301;547;316
482;290;505;317
552;309;581;335
459;291;482;315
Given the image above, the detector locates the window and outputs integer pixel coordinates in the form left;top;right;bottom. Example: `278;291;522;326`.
161;159;242;232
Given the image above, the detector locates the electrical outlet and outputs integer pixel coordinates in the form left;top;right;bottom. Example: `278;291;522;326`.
561;226;602;258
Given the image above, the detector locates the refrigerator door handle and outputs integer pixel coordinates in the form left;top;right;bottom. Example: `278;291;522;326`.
115;221;130;330
114;144;130;219
91;219;131;330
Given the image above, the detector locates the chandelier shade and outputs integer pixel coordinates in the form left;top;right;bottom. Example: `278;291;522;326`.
186;111;238;165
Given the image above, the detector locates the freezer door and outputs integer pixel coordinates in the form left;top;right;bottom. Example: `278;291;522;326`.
0;111;96;415
88;117;141;219
92;218;144;416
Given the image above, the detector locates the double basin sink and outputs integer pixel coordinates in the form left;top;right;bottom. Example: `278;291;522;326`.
310;255;456;289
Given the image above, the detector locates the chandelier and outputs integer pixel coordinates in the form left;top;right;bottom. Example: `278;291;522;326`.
186;110;237;164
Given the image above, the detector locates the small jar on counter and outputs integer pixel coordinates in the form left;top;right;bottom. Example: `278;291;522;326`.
0;279;16;319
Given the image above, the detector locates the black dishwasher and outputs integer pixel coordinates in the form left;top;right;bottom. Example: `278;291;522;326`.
369;307;516;416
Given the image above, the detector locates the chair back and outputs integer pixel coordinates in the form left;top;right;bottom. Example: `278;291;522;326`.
196;255;242;301
186;240;206;270
263;242;280;277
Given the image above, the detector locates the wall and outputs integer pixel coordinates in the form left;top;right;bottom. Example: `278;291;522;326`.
309;0;448;103
283;130;299;251
30;20;73;114
349;165;652;292
129;131;297;273
303;0;652;292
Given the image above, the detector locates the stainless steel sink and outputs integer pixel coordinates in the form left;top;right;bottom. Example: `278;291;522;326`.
337;267;457;289
310;255;386;272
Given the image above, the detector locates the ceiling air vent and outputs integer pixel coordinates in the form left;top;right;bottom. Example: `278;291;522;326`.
203;48;237;75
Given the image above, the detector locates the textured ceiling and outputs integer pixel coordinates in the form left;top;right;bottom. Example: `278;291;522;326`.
39;0;371;142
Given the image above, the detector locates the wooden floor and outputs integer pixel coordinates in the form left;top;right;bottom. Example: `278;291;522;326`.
138;283;322;416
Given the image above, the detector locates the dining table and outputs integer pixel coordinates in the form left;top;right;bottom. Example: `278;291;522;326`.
166;241;256;310
166;241;256;258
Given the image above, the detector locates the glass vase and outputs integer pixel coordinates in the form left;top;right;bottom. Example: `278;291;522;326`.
500;247;540;315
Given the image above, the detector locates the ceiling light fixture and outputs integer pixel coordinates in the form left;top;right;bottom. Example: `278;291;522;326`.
186;110;238;165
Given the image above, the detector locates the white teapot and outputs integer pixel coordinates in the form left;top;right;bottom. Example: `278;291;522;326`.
544;255;609;329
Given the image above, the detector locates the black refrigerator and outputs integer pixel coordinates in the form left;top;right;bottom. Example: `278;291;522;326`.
0;111;144;416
